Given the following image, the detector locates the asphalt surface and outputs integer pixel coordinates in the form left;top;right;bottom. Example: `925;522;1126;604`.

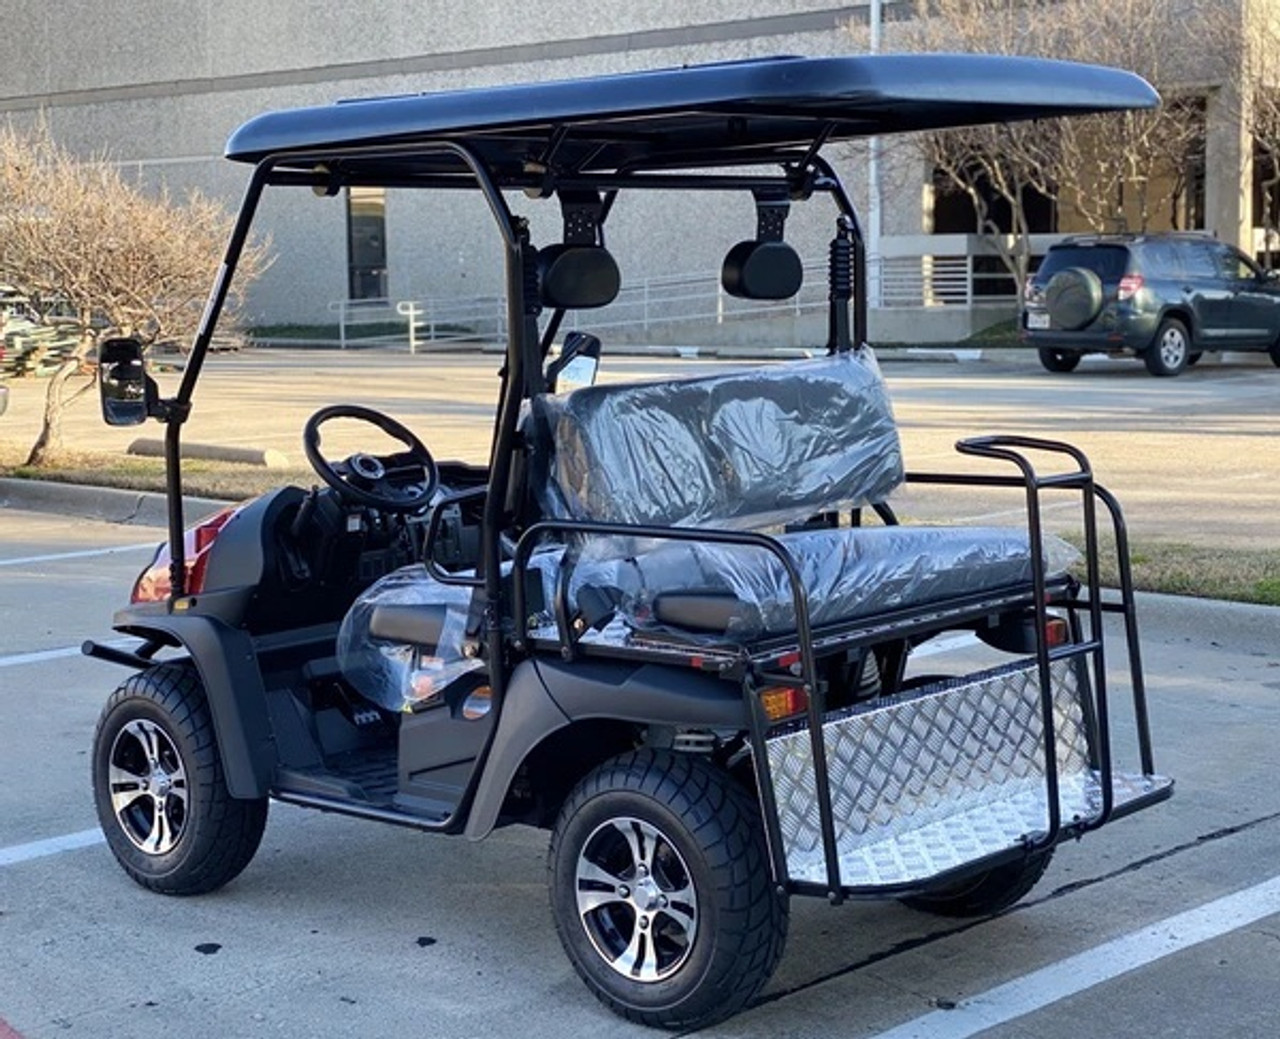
1;349;1278;1038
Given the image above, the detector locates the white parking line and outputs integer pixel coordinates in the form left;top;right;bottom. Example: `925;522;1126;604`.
0;828;104;867
868;874;1280;1039
0;543;155;567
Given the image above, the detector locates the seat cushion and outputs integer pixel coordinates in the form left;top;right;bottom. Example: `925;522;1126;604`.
569;525;1079;640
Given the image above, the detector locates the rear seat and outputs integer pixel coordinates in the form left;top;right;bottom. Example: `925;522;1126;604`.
528;350;1075;641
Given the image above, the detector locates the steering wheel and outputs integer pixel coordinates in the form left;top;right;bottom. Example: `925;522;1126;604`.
302;405;439;513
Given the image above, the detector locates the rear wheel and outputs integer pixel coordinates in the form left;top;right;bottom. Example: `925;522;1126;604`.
549;750;787;1030
92;663;268;895
1144;318;1190;376
900;848;1054;917
1037;348;1081;373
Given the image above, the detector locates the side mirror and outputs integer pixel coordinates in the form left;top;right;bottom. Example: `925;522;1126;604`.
546;331;601;394
98;338;153;426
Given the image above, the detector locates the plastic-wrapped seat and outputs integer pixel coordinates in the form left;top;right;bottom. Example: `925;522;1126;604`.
528;350;1075;642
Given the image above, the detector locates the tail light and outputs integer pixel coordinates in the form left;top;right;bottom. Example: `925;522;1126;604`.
131;506;240;603
759;685;809;723
1118;273;1144;300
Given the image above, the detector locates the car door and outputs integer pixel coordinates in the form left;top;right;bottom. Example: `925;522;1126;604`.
1179;241;1236;345
1214;244;1280;348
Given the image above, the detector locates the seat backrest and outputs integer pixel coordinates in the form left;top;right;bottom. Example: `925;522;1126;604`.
529;350;904;529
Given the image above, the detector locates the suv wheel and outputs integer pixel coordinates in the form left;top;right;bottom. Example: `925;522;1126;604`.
1144;318;1191;377
92;664;268;895
548;750;787;1029
1037;348;1081;373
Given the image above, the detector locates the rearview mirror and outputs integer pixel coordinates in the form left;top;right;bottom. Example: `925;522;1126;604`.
98;338;153;426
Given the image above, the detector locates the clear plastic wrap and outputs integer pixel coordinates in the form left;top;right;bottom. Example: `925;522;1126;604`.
529;350;903;530
337;566;483;713
560;525;1081;641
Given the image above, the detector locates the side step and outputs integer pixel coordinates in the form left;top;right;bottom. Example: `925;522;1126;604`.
764;656;1173;890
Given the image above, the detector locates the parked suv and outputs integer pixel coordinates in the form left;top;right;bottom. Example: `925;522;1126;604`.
1023;233;1280;376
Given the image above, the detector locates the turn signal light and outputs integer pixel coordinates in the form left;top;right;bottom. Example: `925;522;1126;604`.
759;685;809;723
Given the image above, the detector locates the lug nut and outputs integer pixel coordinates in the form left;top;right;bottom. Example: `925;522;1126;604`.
618;886;630;899
639;916;649;930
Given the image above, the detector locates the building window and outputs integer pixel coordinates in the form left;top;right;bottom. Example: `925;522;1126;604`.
347;187;387;300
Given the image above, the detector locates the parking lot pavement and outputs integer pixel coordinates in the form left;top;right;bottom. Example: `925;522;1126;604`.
1;509;1278;1039
2;348;1278;550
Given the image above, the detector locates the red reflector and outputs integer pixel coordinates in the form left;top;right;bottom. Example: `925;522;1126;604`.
777;651;801;669
1045;617;1069;647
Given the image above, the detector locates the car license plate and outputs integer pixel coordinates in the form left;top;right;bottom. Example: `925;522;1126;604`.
1027;311;1050;330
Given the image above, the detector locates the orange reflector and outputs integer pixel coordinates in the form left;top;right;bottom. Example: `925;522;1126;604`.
759;685;809;723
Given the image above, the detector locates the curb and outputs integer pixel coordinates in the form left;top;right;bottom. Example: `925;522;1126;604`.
0;477;232;528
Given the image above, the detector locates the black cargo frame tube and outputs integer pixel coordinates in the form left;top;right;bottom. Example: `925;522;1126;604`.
901;470;1152;781
1093;484;1154;775
954;436;1075;849
513;518;842;896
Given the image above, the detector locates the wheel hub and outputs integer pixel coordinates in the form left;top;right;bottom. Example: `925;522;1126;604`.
106;718;188;856
573;816;699;983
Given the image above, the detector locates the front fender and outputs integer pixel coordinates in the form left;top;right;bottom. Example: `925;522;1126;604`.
112;609;276;799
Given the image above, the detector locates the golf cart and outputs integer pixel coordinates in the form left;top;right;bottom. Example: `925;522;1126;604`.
88;55;1172;1029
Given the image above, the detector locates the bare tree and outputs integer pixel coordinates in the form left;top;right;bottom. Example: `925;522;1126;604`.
0;125;269;466
852;0;1221;293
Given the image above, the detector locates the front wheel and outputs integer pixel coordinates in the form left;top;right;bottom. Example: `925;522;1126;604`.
899;847;1054;918
92;663;268;895
549;750;787;1030
1144;318;1191;376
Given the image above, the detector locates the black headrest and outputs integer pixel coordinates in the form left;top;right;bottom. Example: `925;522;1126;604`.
538;245;621;310
721;240;803;300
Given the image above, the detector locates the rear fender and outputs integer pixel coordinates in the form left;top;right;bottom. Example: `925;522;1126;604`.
464;657;749;840
113;612;276;799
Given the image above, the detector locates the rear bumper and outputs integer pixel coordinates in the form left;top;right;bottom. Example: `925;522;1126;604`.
1022;311;1158;353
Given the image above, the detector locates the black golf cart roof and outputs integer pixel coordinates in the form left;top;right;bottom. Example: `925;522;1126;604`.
224;54;1157;175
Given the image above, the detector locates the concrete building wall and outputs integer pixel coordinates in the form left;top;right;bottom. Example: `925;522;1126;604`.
0;3;880;328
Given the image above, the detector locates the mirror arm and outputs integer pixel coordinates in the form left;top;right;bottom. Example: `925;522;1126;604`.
148;386;190;424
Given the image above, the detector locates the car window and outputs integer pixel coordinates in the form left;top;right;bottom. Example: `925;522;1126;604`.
1180;243;1220;279
1140;241;1184;279
1037;245;1129;282
1211;244;1258;281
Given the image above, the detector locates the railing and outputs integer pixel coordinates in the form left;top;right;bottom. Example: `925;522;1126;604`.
325;239;1036;349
